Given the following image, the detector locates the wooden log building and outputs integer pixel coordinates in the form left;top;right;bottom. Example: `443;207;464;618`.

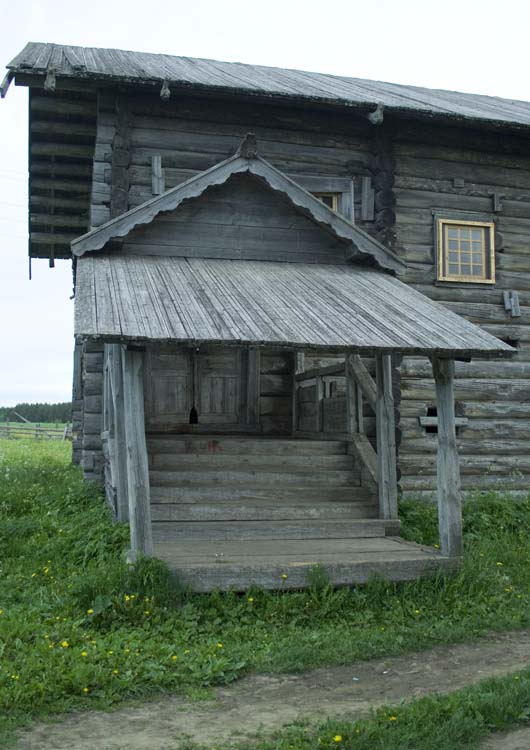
4;42;528;590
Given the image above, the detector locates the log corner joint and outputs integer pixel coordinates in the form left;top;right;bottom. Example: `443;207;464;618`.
237;132;258;159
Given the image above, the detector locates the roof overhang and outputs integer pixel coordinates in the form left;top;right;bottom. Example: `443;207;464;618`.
7;43;530;134
74;254;514;359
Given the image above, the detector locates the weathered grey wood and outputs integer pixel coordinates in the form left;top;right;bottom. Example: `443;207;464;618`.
151;154;165;195
356;384;365;434
418;416;468;428
122;347;153;557
349;355;377;410
109;344;129;522
432;357;462;558
247;347;260;425
376;353;398;520
345;354;356;435
349;433;378;484
295;362;345;381
361;176;375;220
315;376;324;432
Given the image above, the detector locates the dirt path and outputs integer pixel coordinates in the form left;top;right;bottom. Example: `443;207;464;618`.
15;630;530;750
482;727;530;750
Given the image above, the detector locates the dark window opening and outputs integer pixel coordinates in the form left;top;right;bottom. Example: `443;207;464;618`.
500;337;520;350
425;406;438;434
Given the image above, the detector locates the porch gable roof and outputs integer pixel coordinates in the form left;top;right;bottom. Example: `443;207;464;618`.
71;142;405;275
75;254;513;358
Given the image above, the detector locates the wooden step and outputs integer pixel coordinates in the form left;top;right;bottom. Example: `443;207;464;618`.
151;519;398;542
153;537;454;592
149;469;359;486
150;501;379;522
149;453;355;471
150;484;368;503
147;436;347;455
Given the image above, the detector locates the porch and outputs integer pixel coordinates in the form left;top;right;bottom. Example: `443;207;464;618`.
100;339;461;591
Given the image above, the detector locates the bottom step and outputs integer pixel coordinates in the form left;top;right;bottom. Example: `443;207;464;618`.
153;538;456;592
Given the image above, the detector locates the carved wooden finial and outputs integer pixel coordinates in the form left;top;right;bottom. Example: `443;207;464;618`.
367;102;384;125
44;67;56;93
237;132;258;159
160;80;171;100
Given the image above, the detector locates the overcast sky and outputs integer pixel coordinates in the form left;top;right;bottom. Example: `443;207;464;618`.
1;0;530;406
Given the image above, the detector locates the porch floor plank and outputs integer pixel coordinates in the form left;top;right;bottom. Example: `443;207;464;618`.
154;537;454;592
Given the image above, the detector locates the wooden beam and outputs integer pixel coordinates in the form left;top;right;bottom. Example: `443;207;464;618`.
122;347;153;557
295;362;345;381
246;347;260;425
151;154;165;195
349;433;378;484
315;376;324;432
109;344;129;523
375;353;398;519
432;356;462;557
345;354;356;435
349;355;377;410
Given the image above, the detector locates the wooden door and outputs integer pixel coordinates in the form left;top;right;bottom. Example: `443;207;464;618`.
145;347;249;430
144;349;192;430
197;350;242;424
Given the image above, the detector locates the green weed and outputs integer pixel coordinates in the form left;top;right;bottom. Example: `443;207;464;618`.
1;439;530;745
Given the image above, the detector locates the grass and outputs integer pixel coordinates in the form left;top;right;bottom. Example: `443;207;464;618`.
1;440;530;746
187;668;530;750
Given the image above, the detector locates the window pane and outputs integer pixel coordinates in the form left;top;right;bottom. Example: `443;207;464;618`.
461;265;471;275
471;229;483;241
448;252;459;262
447;228;458;238
448;263;459;274
461;253;471;264
471;266;483;276
448;240;458;250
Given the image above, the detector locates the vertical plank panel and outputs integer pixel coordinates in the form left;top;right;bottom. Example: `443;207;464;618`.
315;375;324;432
432;356;462;557
376;353;398;519
122;347;153;558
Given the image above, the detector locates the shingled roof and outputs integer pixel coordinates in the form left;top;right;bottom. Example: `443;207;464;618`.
7;42;530;130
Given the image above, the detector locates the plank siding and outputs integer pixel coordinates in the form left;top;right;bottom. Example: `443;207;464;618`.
393;119;530;497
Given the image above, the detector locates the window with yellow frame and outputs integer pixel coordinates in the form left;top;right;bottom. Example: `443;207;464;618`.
436;218;495;284
313;192;340;213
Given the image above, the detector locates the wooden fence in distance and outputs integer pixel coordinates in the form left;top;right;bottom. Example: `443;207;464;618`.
0;423;72;440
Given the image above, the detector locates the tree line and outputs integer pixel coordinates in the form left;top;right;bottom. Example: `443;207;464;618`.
0;402;72;424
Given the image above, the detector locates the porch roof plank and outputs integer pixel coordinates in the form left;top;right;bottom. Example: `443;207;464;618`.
75;254;513;358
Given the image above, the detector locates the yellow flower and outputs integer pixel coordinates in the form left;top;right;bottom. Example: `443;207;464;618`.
247;597;254;602
414;609;420;615
217;642;223;649
124;648;130;654
107;650;114;655
82;687;89;694
31;573;37;578
280;573;288;580
144;610;150;615
184;649;190;655
515;676;520;680
433;543;440;549
388;715;397;722
333;735;342;743
87;609;94;615
496;562;504;566
0;609;3;615
171;655;178;661
112;669;119;675
43;567;49;574
81;651;88;657
60;640;69;648
124;595;130;602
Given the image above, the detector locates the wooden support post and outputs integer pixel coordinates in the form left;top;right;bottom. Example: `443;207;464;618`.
356;385;364;434
110;344;129;523
345;354;356;435
315;375;324;432
375;353;398;519
246;347;260;425
122;347;153;558
432;356;462;557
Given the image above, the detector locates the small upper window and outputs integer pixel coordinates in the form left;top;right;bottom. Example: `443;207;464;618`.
313;192;340;213
437;219;495;284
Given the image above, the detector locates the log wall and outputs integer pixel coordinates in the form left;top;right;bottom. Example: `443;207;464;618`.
392;119;530;497
85;90;530;496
